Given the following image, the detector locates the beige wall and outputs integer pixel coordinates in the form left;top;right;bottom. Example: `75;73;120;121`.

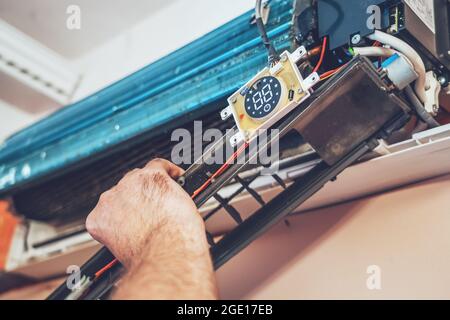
217;174;450;300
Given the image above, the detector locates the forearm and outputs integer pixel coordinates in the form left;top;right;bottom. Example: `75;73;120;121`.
113;219;218;300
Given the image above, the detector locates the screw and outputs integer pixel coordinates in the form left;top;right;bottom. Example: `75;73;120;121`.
433;104;439;114
351;34;361;45
438;76;447;86
177;176;185;187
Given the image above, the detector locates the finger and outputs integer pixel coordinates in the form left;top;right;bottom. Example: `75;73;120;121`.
144;158;185;179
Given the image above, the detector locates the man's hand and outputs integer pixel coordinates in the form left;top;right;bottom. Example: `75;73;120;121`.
86;159;218;299
86;158;202;267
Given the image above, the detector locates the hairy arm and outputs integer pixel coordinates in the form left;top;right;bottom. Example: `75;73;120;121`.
86;159;218;300
114;221;217;299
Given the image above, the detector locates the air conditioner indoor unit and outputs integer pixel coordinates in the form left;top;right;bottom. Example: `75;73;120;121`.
1;0;450;298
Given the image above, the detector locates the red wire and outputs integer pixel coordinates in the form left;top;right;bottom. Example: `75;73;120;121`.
319;61;349;81
95;259;118;278
191;142;249;199
320;68;338;79
320;66;340;79
313;37;327;73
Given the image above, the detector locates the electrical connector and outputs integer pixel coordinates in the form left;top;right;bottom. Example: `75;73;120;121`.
381;53;418;90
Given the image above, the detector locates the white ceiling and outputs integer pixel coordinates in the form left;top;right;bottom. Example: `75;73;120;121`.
0;0;176;59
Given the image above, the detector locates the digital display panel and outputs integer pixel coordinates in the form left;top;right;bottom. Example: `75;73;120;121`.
244;76;282;120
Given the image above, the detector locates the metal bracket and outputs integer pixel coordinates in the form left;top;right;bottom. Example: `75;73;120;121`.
424;71;442;116
290;46;307;64
230;132;244;147
303;72;320;90
220;106;233;120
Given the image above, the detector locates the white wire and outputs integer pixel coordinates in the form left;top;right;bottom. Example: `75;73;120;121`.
255;0;263;19
353;46;398;58
367;30;427;103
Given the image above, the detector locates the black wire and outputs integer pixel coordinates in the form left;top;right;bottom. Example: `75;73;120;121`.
255;0;279;65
